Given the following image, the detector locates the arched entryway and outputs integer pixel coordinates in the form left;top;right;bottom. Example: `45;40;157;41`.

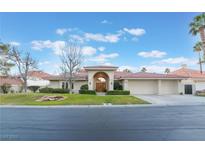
93;72;109;92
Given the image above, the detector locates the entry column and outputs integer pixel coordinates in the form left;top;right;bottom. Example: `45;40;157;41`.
157;80;162;95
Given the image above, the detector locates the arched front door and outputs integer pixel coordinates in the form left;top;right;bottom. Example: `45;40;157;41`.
94;72;109;92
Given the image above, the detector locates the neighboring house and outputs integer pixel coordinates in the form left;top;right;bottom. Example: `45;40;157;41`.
27;71;51;87
170;67;205;95
0;76;23;93
47;66;187;95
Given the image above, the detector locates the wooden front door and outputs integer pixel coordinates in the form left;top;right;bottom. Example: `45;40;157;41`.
96;83;106;92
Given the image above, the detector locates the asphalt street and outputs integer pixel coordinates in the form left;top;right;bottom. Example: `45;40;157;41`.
1;105;205;141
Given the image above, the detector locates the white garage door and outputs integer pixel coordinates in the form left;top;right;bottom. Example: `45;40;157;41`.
161;80;178;94
128;80;158;94
195;82;205;91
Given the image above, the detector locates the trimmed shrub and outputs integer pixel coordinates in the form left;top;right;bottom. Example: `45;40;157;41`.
0;83;11;93
28;86;40;93
39;87;53;93
80;84;88;90
51;88;69;93
39;87;69;93
114;81;123;90
79;90;96;95
106;90;130;95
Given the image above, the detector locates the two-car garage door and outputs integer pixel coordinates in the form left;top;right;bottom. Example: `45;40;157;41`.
127;79;178;95
128;80;158;94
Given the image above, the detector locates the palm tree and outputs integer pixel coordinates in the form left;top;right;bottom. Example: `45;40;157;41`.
123;68;132;73
141;67;147;73
164;68;170;74
189;13;205;61
193;42;203;74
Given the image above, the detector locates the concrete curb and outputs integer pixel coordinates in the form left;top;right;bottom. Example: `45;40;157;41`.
0;104;204;108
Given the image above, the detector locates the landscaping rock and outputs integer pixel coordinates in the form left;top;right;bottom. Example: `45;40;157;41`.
36;96;64;102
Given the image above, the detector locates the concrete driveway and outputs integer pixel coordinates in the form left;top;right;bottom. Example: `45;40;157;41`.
136;95;205;106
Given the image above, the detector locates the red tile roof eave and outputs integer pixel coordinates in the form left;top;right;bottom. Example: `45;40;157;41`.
119;77;187;80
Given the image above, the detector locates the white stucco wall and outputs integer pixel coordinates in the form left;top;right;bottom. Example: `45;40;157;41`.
48;80;87;93
27;77;50;87
48;81;61;88
195;82;205;91
73;81;87;93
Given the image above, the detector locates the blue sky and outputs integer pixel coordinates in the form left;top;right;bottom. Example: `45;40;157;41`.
0;12;202;74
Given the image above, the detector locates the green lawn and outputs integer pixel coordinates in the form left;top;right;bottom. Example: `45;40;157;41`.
0;93;149;106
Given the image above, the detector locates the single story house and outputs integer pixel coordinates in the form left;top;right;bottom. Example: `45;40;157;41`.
0;71;51;93
46;66;187;95
0;76;23;93
27;71;51;87
170;67;205;94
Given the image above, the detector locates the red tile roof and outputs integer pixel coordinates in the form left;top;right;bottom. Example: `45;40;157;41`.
27;71;52;79
115;72;186;79
47;71;186;81
170;68;205;79
0;76;23;86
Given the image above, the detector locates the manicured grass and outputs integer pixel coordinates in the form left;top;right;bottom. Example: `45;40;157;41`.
0;93;149;106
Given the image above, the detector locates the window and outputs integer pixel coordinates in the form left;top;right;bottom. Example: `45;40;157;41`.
72;82;74;89
66;82;68;89
62;82;65;89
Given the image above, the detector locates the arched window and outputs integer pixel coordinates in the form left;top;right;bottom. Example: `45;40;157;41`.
62;82;65;89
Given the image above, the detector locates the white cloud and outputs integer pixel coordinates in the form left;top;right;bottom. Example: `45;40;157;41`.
81;46;97;56
102;62;113;66
56;28;68;35
123;28;146;37
101;20;112;24
138;50;167;58
9;41;20;46
154;57;198;65
39;61;51;66
31;40;65;55
89;53;119;63
84;33;120;43
56;28;78;35
98;46;105;51
70;35;85;43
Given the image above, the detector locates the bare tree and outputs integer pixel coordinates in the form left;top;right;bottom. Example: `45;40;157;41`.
60;41;82;94
9;47;37;92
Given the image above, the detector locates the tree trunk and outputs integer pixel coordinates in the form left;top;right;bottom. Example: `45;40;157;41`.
69;71;72;94
199;27;205;61
24;80;27;93
199;52;203;74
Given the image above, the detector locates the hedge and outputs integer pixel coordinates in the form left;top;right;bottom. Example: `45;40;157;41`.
51;88;70;93
39;87;69;93
79;90;96;95
106;90;130;95
80;84;88;90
